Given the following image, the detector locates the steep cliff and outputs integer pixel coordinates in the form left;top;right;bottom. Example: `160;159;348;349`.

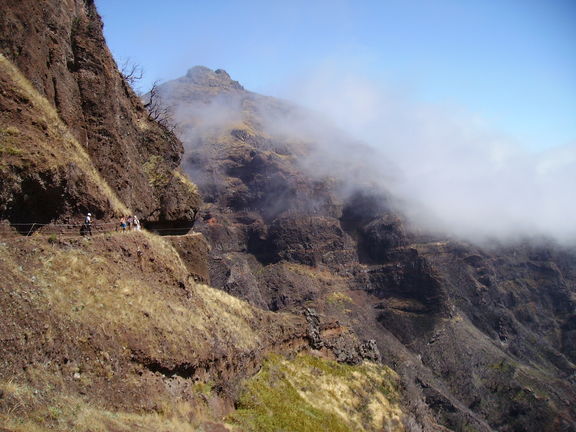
0;0;200;228
1;1;575;430
161;66;576;431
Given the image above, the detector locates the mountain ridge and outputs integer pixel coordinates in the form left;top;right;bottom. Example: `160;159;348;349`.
0;3;410;431
160;64;576;431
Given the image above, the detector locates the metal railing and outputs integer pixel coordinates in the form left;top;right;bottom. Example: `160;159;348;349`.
0;221;196;238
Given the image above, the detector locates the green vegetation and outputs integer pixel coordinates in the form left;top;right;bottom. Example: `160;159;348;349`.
229;353;405;432
0;126;23;155
143;155;171;187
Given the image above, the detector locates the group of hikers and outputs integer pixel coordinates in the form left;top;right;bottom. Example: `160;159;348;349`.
119;215;141;231
81;212;141;236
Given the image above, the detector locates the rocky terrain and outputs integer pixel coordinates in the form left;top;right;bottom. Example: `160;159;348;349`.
0;1;414;431
0;0;199;230
158;66;576;431
0;1;575;431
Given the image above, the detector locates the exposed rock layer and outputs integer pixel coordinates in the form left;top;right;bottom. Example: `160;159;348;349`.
0;0;575;430
0;0;199;225
162;66;576;431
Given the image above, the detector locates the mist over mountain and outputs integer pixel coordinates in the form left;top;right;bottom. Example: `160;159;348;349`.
286;69;576;245
162;65;576;246
152;66;576;430
0;0;576;426
1;0;575;427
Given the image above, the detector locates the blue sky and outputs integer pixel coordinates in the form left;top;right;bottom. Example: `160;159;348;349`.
95;0;575;151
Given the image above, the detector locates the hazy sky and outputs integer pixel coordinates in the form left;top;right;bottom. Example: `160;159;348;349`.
96;0;575;152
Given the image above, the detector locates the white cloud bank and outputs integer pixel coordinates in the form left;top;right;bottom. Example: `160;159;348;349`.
273;68;576;245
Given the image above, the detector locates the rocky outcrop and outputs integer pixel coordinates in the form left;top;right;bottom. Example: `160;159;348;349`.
0;0;200;226
0;53;126;229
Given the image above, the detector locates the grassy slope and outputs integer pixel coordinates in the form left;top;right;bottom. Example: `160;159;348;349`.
229;353;404;432
0;231;407;431
0;231;294;430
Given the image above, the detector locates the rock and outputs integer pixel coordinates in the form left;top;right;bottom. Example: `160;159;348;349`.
156;62;576;429
0;0;200;225
183;66;244;91
304;307;323;349
357;339;381;362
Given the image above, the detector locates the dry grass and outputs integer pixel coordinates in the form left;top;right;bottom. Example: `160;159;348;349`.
230;353;405;432
0;230;286;430
0;126;23;155
283;262;345;282
32;230;263;355
0;218;406;432
173;169;199;196
326;291;354;305
3;214;405;432
0;54;129;215
142;155;170;187
0;380;206;432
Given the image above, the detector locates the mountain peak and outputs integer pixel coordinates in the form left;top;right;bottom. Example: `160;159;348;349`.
184;65;244;90
185;65;212;78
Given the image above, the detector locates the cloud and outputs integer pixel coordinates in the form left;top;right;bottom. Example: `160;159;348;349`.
269;66;576;245
164;65;576;246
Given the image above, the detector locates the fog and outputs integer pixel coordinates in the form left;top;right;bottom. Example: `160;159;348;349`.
263;70;576;245
164;68;576;246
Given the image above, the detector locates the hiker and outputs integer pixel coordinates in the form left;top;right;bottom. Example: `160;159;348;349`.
133;215;141;231
119;216;127;232
127;215;134;231
137;246;143;261
82;212;93;236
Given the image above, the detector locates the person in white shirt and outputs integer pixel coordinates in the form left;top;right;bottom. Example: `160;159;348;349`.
83;212;93;236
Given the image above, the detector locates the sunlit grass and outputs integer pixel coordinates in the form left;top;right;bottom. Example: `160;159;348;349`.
230;353;405;432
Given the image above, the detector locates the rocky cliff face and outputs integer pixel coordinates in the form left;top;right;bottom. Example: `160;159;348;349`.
161;66;576;431
0;0;199;227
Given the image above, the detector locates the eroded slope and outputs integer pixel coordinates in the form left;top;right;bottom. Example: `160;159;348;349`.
162;66;576;431
0;231;392;431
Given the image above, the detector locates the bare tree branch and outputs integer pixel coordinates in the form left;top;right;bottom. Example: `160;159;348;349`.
120;58;143;87
143;81;176;132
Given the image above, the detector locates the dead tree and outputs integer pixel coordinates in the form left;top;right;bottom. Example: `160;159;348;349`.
143;81;176;132
120;58;143;87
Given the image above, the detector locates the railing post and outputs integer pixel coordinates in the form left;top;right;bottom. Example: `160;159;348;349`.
26;223;36;236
